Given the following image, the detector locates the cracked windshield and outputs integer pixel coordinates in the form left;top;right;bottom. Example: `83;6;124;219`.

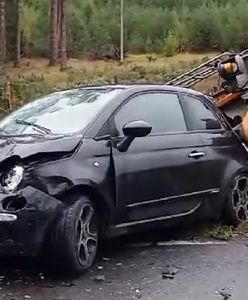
0;0;248;299
0;89;121;135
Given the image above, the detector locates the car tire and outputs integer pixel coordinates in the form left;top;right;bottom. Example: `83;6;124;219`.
223;174;248;226
52;196;98;275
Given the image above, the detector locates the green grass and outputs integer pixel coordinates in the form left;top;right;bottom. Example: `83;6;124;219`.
6;52;218;88
2;52;221;105
198;222;248;241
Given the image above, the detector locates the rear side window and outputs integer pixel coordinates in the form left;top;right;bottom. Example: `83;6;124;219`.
182;95;221;131
113;92;187;136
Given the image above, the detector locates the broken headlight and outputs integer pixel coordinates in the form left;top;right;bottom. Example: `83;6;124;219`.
1;165;24;193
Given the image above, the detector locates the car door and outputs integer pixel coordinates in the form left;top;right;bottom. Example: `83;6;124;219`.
180;93;241;194
110;90;211;226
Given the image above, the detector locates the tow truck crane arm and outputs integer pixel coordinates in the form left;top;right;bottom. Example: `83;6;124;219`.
166;49;248;142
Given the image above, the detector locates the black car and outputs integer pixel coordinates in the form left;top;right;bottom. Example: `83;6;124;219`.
0;85;247;274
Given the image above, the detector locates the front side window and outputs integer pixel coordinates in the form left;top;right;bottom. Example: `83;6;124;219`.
113;92;187;136
0;88;122;135
182;95;221;131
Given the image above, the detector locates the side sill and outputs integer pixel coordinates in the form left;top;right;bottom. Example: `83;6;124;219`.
115;202;201;229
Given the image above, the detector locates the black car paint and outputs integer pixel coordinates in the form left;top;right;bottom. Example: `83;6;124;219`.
0;85;247;256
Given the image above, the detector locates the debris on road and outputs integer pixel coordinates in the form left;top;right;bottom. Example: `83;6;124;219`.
102;257;110;262
39;283;56;288
92;275;106;283
215;288;232;300
6;293;13;297
61;281;76;287
161;266;180;279
38;273;45;280
135;288;142;299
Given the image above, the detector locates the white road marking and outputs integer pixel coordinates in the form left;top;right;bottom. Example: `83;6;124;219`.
156;240;227;246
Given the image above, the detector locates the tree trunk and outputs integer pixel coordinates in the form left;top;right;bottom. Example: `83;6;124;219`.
0;0;6;76
49;0;58;66
15;0;23;68
57;0;61;57
60;0;67;71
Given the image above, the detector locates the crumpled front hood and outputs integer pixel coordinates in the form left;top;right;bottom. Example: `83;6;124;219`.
0;134;82;163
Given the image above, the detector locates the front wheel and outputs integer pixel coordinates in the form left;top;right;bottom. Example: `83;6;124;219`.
52;196;98;275
223;174;248;226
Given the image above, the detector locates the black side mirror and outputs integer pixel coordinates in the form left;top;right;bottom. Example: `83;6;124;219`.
117;120;152;152
123;120;152;137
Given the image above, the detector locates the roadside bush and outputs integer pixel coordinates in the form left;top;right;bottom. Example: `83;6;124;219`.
1;55;209;110
163;31;180;57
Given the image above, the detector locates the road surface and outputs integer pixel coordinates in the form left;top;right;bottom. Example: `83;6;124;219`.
0;228;247;300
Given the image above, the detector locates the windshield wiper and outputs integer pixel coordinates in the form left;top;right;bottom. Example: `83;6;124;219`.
15;119;52;135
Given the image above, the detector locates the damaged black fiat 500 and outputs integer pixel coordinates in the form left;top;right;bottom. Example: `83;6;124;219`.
0;85;247;274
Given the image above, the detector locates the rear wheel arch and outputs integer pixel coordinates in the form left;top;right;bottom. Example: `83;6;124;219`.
221;168;248;225
220;162;248;196
224;167;248;188
212;163;248;218
221;169;248;204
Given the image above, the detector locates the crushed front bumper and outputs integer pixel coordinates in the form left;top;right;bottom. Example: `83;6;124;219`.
0;186;64;256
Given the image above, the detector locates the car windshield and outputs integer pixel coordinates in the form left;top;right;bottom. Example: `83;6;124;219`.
0;88;121;135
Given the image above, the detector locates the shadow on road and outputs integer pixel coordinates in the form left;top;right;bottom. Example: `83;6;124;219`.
0;223;209;284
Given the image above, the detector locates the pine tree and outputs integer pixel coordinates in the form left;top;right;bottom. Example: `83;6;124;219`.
0;0;6;73
49;0;58;66
15;0;23;67
60;0;67;70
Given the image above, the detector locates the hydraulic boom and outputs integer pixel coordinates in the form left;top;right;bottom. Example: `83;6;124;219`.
166;49;248;141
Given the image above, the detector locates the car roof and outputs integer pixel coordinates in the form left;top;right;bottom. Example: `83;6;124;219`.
80;84;204;97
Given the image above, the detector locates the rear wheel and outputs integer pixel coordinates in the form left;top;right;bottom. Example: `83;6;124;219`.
223;174;248;225
52;196;98;274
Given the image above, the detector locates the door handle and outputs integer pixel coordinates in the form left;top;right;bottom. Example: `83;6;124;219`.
188;151;205;159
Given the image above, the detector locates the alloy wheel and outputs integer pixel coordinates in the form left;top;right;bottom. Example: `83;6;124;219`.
232;176;248;221
75;203;98;266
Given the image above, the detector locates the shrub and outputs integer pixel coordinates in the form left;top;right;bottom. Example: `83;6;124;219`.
163;31;180;57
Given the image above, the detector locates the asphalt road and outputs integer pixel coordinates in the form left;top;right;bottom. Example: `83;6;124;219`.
0;228;247;300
